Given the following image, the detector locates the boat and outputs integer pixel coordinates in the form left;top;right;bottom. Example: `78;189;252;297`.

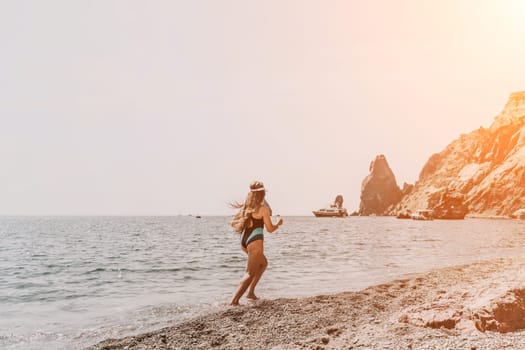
396;211;411;219
410;209;434;220
312;207;349;217
313;194;349;217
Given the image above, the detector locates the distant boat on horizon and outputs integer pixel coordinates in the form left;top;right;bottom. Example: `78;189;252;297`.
410;209;434;221
313;194;349;218
312;207;349;218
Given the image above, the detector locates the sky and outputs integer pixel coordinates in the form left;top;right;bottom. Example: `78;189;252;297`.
1;0;525;216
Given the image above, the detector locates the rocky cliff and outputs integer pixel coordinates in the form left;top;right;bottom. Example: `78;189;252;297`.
393;91;525;217
359;154;402;215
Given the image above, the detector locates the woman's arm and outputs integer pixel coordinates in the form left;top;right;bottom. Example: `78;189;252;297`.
260;205;283;233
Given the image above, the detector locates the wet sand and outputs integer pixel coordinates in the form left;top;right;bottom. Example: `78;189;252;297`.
85;258;525;349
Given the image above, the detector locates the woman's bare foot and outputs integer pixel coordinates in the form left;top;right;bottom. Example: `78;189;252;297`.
230;296;242;306
246;294;259;301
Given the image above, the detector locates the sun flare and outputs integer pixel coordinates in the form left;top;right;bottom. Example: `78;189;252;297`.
498;0;525;32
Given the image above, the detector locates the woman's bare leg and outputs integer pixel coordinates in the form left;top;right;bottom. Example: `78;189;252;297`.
230;271;253;305
230;243;264;305
247;255;267;300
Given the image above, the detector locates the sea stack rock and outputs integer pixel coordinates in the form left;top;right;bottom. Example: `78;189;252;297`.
394;91;525;217
359;154;402;215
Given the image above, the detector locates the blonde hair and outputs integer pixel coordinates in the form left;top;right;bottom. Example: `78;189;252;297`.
230;181;266;233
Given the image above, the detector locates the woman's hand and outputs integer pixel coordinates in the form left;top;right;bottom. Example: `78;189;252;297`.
261;207;281;233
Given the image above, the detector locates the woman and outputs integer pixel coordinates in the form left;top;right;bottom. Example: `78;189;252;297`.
230;181;283;305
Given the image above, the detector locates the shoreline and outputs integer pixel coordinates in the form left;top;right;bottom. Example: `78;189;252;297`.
85;258;525;350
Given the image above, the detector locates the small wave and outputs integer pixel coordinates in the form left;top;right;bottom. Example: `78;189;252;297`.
144;267;208;273
142;267;186;273
84;267;107;274
82;266;206;275
218;264;233;269
63;293;89;300
39;271;57;276
223;256;244;263
45;264;62;269
384;263;399;268
14;282;49;289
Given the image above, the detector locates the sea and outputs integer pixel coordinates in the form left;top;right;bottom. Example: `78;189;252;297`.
1;216;524;350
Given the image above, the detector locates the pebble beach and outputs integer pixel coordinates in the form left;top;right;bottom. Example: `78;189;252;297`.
86;257;525;350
